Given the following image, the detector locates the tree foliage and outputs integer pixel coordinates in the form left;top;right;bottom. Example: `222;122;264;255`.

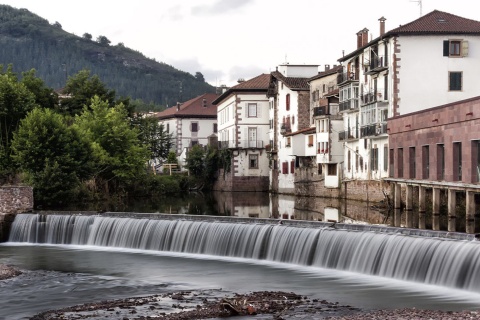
82;33;92;40
134;115;173;161
73;96;149;191
96;35;111;46
11;108;93;203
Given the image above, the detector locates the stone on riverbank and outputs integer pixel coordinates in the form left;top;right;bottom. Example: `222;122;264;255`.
0;264;22;280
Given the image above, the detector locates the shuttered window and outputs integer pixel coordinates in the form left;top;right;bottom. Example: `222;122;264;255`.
449;72;462;91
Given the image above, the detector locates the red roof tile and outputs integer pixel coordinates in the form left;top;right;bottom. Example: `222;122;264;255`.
213;74;270;105
271;71;310;90
154;93;219;120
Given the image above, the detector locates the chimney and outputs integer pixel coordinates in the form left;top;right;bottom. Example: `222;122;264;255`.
176;102;181;111
357;28;369;48
202;98;207;108
325;64;330;71
379;17;386;36
237;78;245;83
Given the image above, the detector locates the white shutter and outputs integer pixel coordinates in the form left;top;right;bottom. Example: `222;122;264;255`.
257;104;261;118
462;40;469;57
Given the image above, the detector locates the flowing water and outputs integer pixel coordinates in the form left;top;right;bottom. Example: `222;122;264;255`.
1;213;480;319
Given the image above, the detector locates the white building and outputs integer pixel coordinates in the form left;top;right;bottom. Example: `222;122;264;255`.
154;93;219;169
213;74;271;192
267;64;319;193
337;10;480;182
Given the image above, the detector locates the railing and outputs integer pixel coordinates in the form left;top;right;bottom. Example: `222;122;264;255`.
360;122;387;138
337;72;358;85
365;55;388;74
339;127;359;141
361;91;377;105
313;106;328;117
339;98;359;112
218;140;265;149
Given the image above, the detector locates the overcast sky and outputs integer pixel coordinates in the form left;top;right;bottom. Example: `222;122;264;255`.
1;0;478;86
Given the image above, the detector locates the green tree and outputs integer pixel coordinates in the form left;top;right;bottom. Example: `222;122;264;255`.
0;67;38;180
134;116;173;161
185;145;205;178
166;151;177;164
20;69;58;109
73;96;149;193
11;108;93;204
60;69;116;116
96;35;111;46
195;72;205;82
82;33;92;40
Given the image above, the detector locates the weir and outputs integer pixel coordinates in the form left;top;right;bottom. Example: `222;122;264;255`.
8;213;480;294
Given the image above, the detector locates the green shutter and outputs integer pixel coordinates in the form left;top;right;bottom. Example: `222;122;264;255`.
443;40;449;56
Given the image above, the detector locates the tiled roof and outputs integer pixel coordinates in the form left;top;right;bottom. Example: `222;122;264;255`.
154;93;219;120
339;10;480;62
389;10;480;34
271;71;310;90
308;65;343;82
213;74;270;105
285;127;316;137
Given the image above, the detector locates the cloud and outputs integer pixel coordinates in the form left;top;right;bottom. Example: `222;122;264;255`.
227;65;268;84
166;57;225;86
191;0;254;16
160;5;185;21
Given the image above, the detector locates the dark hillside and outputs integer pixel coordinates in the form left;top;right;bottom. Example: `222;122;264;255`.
0;5;215;106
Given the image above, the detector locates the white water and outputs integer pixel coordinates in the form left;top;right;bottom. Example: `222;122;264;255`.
8;213;480;293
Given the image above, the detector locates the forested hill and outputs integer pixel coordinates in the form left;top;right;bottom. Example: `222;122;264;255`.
0;5;215;107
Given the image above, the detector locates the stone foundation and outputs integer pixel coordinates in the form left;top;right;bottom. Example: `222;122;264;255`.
213;169;269;192
0;186;33;241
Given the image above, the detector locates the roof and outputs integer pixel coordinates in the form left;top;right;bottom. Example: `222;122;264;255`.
213;74;270;105
339;10;480;62
285;127;316;137
154;93;219;120
308;65;343;82
270;71;310;90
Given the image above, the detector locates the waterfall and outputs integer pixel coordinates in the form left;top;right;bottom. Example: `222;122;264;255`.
8;213;480;293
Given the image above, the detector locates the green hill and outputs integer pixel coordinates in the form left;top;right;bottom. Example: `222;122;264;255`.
0;5;215;107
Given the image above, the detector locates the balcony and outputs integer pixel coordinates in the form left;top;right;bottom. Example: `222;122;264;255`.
360;122;388;138
339;127;359;141
339;98;359;112
365;56;388;75
313;106;329;117
337;71;358;85
218;140;265;149
280;123;291;135
361;91;378;105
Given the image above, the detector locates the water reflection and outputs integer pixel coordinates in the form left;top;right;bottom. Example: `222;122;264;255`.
49;192;389;226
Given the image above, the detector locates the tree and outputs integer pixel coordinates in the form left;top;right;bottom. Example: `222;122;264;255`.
52;21;62;28
82;33;92;40
185;145;205;178
195;72;205;82
96;35;111;46
73;96;149;193
134;116;173;161
60;69;116;116
0;66;38;180
20;69;58;109
11;108;93;204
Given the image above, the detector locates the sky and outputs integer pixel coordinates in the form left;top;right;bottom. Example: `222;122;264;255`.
1;0;478;87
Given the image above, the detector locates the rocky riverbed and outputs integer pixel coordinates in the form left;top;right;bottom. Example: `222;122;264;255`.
2;264;480;320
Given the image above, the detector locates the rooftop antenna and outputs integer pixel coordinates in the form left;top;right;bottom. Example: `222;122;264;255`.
410;0;422;17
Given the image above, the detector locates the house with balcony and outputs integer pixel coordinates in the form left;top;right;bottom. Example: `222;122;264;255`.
154;93;219;169
308;65;343;188
267;64;319;193
213;74;271;192
336;10;480;200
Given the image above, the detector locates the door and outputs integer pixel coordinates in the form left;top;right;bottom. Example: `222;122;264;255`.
248;127;257;148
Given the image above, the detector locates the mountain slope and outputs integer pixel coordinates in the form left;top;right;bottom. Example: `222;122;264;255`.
0;5;215;106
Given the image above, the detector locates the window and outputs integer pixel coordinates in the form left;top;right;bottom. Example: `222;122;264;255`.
249;154;258;169
327;164;337;176
286;94;290;111
449;72;462;91
397;148;404;178
213;123;217;133
473;141;480;183
437;144;445;180
371;146;378;171
317;163;323;175
422;145;429;179
290;160;295;174
191;122;198;132
443;40;468;57
308;135;314;147
453;142;462;181
409;147;415;178
282;162;288;174
347;150;351;172
286;137;291;147
166;123;170;132
191;140;199;147
383;145;388;172
247;103;257;117
389;148;394;177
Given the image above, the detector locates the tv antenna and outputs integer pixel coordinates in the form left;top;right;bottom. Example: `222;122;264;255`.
410;0;422;17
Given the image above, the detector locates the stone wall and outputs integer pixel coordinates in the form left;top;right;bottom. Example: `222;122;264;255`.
0;186;33;241
213;169;269;192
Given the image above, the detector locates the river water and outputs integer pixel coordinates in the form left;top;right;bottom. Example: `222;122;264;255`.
0;192;470;319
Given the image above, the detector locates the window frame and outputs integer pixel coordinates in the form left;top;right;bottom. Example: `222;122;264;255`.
191;122;199;132
249;154;259;169
449;71;462;91
247;103;257;118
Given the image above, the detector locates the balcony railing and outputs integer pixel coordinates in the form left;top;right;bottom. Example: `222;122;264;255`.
360;122;388;138
313;106;328;117
218;140;265;149
339;127;359;141
339;98;359;112
365;56;388;74
280;123;291;135
361;91;377;105
337;71;358;85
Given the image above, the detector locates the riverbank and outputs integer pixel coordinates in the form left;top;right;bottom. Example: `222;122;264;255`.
0;263;21;280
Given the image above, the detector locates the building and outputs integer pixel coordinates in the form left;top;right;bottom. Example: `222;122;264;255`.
337;10;480;186
154;93;219;169
267;64;319;193
213;74;271;192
